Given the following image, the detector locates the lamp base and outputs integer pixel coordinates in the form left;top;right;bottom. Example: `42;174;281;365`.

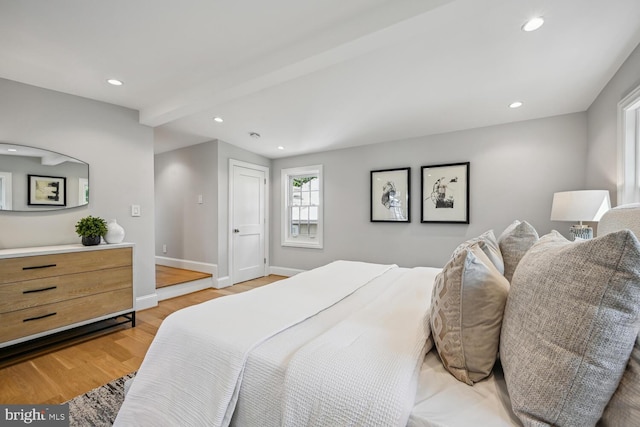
570;224;593;241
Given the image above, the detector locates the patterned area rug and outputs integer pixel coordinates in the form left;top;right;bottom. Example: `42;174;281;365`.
65;372;136;427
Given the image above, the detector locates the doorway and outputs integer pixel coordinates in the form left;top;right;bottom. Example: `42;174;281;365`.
229;160;269;284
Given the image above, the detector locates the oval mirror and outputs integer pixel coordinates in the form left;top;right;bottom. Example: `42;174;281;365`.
0;143;89;212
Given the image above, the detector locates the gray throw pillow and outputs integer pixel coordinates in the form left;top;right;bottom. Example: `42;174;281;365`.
500;230;640;426
600;335;640;426
497;220;538;282
431;243;509;385
451;230;504;274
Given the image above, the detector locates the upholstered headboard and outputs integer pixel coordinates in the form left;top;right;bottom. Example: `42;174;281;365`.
598;203;640;238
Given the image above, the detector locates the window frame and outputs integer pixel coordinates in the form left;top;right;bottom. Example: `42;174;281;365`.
618;84;640;205
281;164;323;249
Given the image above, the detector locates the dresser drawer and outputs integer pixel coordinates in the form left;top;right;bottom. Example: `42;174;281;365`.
0;247;132;285
0;288;133;343
0;266;132;314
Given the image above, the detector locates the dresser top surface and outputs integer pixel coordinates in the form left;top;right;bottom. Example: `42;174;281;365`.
0;242;134;259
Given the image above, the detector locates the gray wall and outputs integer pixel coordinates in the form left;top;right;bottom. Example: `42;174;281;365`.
271;113;588;270
154;139;270;278
0;78;156;301
587;43;640;205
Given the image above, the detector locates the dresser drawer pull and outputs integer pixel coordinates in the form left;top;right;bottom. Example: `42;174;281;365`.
23;286;57;294
22;264;57;270
23;312;57;322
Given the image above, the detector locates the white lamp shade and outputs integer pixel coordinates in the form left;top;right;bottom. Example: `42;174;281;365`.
550;190;611;222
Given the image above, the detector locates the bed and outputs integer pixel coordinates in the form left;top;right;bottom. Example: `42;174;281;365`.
114;204;640;427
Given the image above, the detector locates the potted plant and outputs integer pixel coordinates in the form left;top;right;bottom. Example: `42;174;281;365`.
75;215;108;246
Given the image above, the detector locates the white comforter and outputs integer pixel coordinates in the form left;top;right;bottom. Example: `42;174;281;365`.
114;261;436;427
280;267;434;426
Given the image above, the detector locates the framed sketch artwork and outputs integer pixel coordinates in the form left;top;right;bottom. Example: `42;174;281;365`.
28;174;67;207
421;162;469;223
370;167;410;222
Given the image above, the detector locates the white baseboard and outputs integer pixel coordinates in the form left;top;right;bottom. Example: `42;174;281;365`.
136;293;158;311
155;256;217;275
269;266;305;277
156;277;215;301
216;276;232;289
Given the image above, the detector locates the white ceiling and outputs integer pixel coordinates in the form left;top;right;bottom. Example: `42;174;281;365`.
2;0;639;159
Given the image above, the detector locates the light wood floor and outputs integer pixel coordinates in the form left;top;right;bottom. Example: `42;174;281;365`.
155;265;213;289
0;275;285;404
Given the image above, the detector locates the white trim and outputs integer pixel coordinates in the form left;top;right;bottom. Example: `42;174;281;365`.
78;177;88;206
155;256;217;275
269;266;306;277
156;278;214;301
618;83;640;204
136;293;159;311
281;164;324;249
228;159;270;285
0;171;12;210
217;276;232;288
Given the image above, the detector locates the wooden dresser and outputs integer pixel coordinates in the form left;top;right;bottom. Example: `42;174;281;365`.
0;243;134;349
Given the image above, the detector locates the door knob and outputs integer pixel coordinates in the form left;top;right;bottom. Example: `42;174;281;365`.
233;228;240;233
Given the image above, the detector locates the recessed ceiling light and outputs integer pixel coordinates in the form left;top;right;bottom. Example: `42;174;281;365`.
7;148;17;152
522;16;544;32
509;101;523;109
107;79;123;86
277;146;284;150
213;117;223;123
249;132;261;138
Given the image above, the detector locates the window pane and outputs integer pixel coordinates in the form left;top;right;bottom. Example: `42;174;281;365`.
310;191;319;206
301;191;311;206
292;191;302;206
300;206;309;221
310;177;319;191
309;206;318;221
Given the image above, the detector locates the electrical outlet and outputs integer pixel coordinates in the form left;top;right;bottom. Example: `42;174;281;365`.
162;244;167;253
197;194;203;204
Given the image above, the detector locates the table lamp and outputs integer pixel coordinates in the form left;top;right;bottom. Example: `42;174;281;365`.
550;190;611;240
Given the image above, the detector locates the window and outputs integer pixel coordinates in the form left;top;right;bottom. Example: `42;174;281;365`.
618;84;640;204
282;165;323;248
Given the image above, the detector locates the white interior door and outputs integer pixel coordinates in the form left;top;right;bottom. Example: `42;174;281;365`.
0;172;12;210
232;163;266;284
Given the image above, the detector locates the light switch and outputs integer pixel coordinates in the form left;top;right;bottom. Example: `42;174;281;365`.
131;204;141;217
197;194;203;204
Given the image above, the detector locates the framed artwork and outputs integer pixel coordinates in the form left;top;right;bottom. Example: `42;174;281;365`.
370;167;410;222
28;174;67;207
421;162;469;223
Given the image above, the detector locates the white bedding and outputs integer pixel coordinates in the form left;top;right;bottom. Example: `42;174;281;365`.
409;351;522;427
116;260;518;427
114;260;396;427
232;267;413;426
280;266;434;426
